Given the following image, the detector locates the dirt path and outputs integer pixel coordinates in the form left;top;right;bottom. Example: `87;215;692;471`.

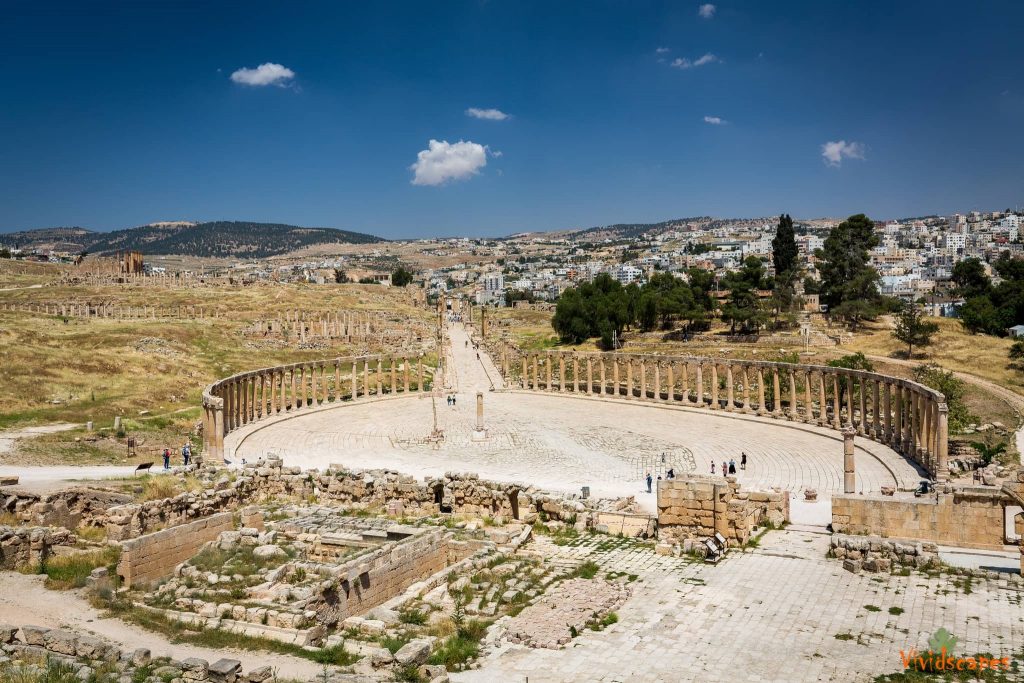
0;422;80;456
0;572;325;678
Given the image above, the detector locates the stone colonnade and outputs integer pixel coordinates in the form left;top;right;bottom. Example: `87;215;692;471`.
201;354;428;461
0;301;215;319
245;310;377;342
508;350;948;480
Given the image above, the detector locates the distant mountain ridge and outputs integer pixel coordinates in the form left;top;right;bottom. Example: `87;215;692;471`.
2;221;385;258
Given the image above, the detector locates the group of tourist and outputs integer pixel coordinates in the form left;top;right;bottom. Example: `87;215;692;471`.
710;452;747;476
445;394;458;406
643;452;752;492
161;442;192;469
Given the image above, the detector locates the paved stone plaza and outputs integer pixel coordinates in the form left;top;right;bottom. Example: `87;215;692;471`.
231;325;924;510
458;529;1023;682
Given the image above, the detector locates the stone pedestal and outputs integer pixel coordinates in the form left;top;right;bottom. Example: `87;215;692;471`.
842;426;856;494
472;391;488;441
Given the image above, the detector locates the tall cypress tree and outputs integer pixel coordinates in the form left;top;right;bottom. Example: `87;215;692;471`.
771;213;798;277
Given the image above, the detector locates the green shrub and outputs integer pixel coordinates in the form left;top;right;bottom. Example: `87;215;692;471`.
399;608;428;626
41;545;121;589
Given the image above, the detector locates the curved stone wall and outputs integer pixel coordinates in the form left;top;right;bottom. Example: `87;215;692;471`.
202;354;429;461
498;348;948;480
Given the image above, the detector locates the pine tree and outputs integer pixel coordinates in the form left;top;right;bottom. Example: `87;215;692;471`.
892;303;939;359
771;214;798;277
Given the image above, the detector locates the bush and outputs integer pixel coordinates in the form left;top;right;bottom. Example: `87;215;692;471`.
912;363;975;434
399;608;428;626
41;545;121;589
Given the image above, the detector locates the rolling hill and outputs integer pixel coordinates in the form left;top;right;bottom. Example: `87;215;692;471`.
2;221;385;258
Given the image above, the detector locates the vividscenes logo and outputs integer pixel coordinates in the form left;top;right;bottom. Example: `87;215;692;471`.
900;628;1013;673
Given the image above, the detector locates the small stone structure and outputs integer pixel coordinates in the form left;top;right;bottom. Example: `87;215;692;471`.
656;475;788;547
0;526;79;569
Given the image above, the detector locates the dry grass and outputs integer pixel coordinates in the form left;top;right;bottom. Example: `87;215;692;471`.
837;316;1023;393
0;272;434;464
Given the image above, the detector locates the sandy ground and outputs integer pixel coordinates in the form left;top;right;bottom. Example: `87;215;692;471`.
0;572;325;678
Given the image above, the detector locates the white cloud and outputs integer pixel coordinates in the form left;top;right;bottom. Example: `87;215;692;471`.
703;115;725;125
821;140;865;167
655;47;671;54
670;53;719;69
465;107;510;121
230;62;296;87
410;139;489;186
698;3;716;19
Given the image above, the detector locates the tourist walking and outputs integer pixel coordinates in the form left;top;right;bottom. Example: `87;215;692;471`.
645;472;653;493
162;448;170;470
741;452;747;470
721;460;727;477
182;443;191;466
710;461;715;474
728;458;736;475
667;468;675;480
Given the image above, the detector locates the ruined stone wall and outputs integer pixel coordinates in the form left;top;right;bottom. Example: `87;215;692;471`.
0;488;132;529
0;526;78;570
335;529;470;620
831;488;1008;550
829;533;939;574
656;476;789;547
117;511;235;588
315;467;590;525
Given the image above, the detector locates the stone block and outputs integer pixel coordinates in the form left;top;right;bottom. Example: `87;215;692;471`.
0;624;17;644
842;559;861;574
394;639;431;666
21;625;48;646
209;658;242;683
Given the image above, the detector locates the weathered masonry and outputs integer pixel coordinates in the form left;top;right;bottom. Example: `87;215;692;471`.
499;349;949;480
202;354;430;462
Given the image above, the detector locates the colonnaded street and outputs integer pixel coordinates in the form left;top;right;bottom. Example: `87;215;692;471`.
232;324;924;513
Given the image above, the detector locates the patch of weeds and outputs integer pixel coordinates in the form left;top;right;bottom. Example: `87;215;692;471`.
308;643;359;666
567;560;600;580
888;606;904;616
41;545;121;589
399;608;428;626
864;605;881;612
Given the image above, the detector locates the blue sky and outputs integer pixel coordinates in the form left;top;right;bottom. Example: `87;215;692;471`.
1;1;1022;238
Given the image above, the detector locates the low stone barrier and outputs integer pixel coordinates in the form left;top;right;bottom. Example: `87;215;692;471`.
829;533;939;573
0;623;270;683
831;488;1009;551
117;511;235;587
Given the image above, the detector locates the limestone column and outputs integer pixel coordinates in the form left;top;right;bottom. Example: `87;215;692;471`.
832;375;842;429
521;355;529;389
639;359;647;400
858;376;868;436
892;384;903;450
696;363;704;407
788;370;798;420
223;381;233;431
842;426;856;494
241;377;249;425
376;358;383;396
572;355;580;392
803;371;813;423
364;359;372;397
404;357;411;393
667;363;675;403
742;367;751;412
846;374;855;428
710;364;719;409
546;353;553;392
883;382;892;443
626;358;634;400
311;364;320;407
725;365;734;411
872;380;881;440
681;363;690;404
819;370;827;423
935;404;949;480
598;357;605;395
772;368;781;416
533;354;540;390
559;353;566;393
476;392;484;431
757;368;766;415
586;357;593;394
613;358;620;397
417;356;424;392
390;357;398;394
